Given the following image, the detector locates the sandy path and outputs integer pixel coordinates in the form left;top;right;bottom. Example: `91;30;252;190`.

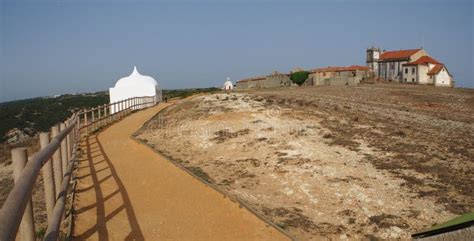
72;103;290;241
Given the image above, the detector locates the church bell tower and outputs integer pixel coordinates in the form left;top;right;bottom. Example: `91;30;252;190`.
366;47;380;78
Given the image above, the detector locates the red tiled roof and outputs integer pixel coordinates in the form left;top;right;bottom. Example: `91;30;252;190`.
345;65;370;71
403;56;441;66
427;64;444;76
309;65;369;73
379;49;421;61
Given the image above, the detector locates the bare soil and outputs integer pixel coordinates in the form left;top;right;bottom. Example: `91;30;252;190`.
137;83;474;240
73;103;289;241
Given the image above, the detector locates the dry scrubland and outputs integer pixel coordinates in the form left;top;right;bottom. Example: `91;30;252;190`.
137;84;474;240
0;140;48;237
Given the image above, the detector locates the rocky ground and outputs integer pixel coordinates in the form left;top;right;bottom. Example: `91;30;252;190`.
136;83;474;240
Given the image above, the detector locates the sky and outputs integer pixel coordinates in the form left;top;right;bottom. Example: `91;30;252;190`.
0;0;473;102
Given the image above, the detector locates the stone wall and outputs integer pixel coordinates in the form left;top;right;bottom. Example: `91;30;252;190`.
236;73;290;90
263;73;291;88
306;69;368;86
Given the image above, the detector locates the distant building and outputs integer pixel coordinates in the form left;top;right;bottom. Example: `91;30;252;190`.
367;48;429;82
402;56;454;87
109;66;162;113
223;78;233;90
236;71;291;90
366;47;454;86
305;65;370;86
262;71;292;88
236;76;266;89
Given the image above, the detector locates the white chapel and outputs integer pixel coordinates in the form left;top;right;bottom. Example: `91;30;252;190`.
223;77;233;90
109;66;162;113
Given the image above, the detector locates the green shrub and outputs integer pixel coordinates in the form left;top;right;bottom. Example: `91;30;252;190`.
290;71;309;86
0;92;109;142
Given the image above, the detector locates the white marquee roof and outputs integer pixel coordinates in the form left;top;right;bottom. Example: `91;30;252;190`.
115;66;158;88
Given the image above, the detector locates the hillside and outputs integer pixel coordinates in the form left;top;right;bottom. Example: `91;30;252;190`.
0;87;220;145
0;92;109;143
137;84;474;240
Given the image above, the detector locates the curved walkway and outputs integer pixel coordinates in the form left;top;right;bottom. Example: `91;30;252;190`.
73;103;290;241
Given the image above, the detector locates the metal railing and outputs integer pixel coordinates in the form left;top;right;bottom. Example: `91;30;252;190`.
0;96;158;241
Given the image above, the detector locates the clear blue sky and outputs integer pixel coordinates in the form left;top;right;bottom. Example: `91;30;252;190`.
0;0;473;102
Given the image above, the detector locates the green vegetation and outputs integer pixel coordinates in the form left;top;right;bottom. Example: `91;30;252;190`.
0;92;108;142
0;88;220;143
424;212;474;232
290;71;309;86
163;87;220;100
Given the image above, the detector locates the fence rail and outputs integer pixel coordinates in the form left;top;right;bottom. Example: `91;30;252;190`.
0;96;158;241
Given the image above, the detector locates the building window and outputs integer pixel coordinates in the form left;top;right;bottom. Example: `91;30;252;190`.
412;78;415;82
405;68;408;74
412;68;415;74
404;78;407;82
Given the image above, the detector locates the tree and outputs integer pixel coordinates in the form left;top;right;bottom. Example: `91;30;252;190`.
290;71;309;86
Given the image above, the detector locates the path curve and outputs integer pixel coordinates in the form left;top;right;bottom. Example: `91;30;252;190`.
73;103;290;241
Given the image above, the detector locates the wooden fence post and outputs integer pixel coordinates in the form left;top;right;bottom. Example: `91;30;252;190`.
51;125;63;198
76;114;80;141
91;108;95;132
111;103;115;122
11;148;35;241
120;101;124;118
114;102;117;121
125;99;128;113
103;104;107;126
98;105;102;129
83;109;88;137
66;120;73;159
124;99;127;114
127;98;130;113
126;99;129;113
60;123;68;175
39;133;56;224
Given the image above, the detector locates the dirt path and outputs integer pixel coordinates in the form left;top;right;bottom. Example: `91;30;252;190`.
73;104;290;241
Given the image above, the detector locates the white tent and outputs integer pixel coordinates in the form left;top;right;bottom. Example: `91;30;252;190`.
109;66;162;113
223;77;233;90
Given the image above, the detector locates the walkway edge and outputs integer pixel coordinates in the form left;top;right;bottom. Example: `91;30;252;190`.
131;103;297;241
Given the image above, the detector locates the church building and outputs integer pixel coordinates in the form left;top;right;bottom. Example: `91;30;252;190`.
223;78;233;90
366;47;453;87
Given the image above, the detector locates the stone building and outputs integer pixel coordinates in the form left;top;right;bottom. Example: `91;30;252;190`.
367;47;454;86
236;71;291;89
367;48;428;82
305;65;370;86
261;71;292;88
235;76;266;89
